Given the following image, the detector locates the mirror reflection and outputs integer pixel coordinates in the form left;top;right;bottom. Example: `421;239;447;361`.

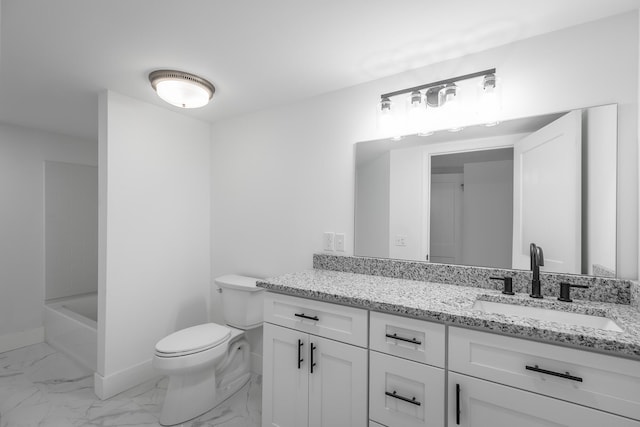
354;104;617;277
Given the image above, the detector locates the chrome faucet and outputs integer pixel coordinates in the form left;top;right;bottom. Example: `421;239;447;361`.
530;243;544;298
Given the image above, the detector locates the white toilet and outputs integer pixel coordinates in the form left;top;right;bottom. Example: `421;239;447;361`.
153;274;264;426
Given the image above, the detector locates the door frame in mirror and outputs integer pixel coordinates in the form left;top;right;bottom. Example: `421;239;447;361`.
421;137;516;264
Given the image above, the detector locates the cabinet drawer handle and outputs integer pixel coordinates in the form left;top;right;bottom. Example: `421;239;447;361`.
310;342;317;374
297;339;304;369
294;313;319;321
525;365;583;382
385;333;422;345
455;384;461;425
385;390;421;406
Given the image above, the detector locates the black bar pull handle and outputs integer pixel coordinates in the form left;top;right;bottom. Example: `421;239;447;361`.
297;339;304;369
456;383;461;425
385;333;422;345
385;390;421;406
525;364;583;382
310;342;317;374
294;313;319;321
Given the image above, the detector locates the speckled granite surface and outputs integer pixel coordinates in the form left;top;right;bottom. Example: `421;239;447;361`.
313;254;631;304
258;269;640;360
632;281;640;310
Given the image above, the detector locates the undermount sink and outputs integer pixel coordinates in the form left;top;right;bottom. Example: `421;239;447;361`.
472;299;623;332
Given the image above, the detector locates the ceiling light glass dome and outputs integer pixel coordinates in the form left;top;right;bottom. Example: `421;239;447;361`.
149;70;215;109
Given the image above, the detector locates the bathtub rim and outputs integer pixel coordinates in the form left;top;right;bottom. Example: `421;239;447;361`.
45;292;97;330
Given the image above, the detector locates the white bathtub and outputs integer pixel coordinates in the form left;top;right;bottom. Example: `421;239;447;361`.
44;293;97;371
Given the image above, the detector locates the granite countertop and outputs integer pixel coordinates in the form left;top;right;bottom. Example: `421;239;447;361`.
258;269;640;360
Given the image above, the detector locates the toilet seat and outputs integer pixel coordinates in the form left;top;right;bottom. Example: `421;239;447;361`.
155;323;231;358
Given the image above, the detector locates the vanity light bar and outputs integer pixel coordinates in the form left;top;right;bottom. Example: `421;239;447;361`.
380;68;497;100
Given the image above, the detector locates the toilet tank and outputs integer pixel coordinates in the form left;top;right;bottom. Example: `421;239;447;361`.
215;274;264;329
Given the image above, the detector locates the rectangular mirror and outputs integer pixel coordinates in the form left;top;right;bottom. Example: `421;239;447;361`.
354;104;617;277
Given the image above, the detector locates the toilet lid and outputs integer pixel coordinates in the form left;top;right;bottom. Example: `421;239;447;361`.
215;274;262;292
155;323;231;356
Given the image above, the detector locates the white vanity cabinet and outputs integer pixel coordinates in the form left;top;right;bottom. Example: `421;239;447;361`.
262;293;368;427
448;372;640;427
261;289;640;427
448;327;640;426
368;311;446;427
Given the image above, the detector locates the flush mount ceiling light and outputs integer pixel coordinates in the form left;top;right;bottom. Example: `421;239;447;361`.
149;70;215;109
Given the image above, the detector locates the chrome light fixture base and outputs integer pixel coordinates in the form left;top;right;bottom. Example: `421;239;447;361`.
379;68;496;111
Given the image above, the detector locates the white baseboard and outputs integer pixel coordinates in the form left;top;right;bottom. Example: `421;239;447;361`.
95;352;261;400
94;358;157;400
0;327;44;354
251;352;262;375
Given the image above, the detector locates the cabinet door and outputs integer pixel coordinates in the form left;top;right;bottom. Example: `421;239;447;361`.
370;351;444;427
262;323;309;427
449;326;640;420
449;372;640;427
308;336;368;427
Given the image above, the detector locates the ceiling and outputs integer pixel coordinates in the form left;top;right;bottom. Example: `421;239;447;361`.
0;0;638;141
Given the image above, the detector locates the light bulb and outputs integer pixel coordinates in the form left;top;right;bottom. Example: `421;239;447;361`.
439;84;458;106
155;80;211;108
409;90;422;107
478;73;501;125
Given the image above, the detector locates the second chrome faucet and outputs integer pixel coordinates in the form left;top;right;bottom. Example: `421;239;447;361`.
530;243;544;298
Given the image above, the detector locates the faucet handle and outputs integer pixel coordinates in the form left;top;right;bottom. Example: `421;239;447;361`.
490;276;514;295
558;282;588;302
537;246;544;267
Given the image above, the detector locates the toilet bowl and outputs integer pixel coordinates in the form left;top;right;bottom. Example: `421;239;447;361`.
153;275;264;426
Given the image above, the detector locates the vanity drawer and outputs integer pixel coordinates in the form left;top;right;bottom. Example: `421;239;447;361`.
263;292;368;347
449;372;640;427
449;327;640;420
370;311;445;368
369;351;444;427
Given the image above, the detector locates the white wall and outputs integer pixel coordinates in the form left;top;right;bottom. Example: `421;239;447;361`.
96;91;211;399
584;105;617;276
211;11;638;282
0;123;96;353
462;160;513;268
44;161;98;300
355;152;390;258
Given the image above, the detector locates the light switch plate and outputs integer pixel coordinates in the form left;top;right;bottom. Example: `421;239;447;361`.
335;233;345;251
394;235;407;246
323;232;335;251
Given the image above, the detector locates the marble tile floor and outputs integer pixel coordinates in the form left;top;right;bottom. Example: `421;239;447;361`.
0;343;261;427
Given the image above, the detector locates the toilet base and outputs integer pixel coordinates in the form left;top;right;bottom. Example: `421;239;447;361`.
159;336;251;426
159;364;217;426
211;370;251;410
